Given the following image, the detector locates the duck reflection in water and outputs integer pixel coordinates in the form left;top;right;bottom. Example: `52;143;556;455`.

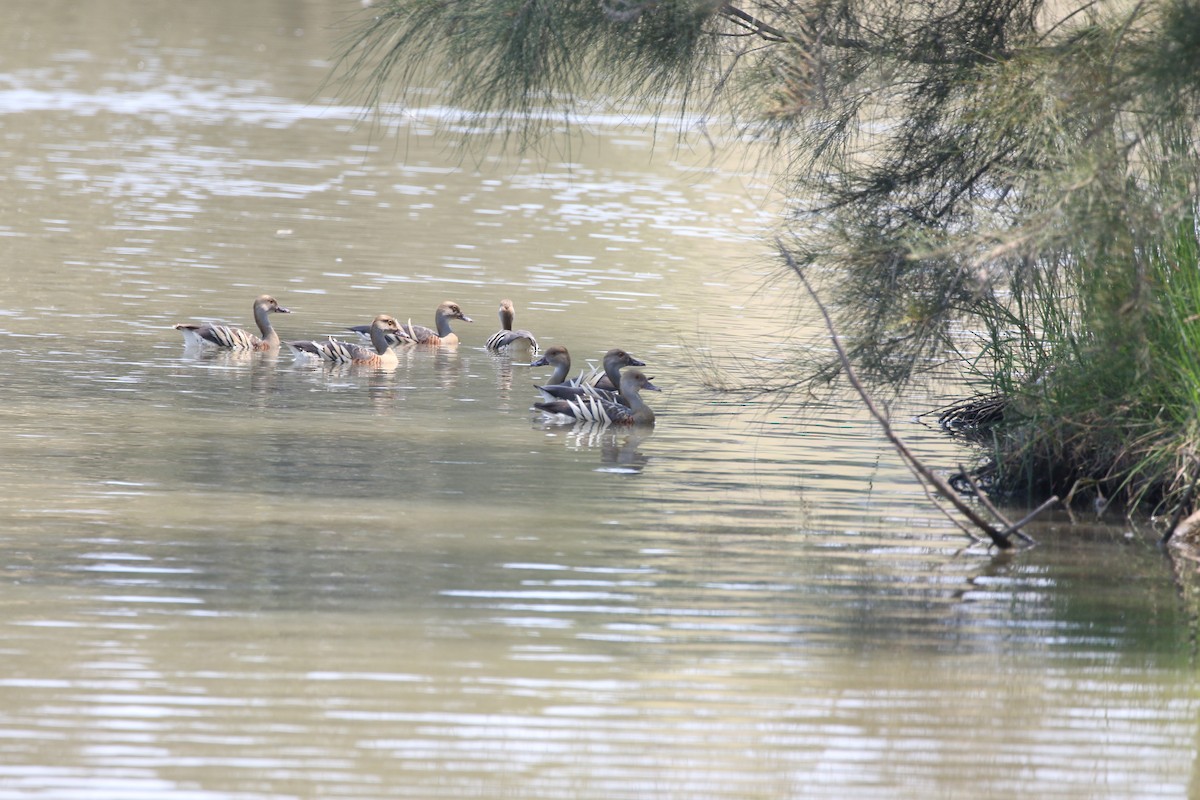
177;347;282;408
487;325;542;398
599;426;654;474
536;421;655;474
365;369;401;415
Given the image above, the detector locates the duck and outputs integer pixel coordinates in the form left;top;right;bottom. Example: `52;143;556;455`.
585;348;646;392
350;300;472;346
534;368;661;426
484;299;540;352
536;348;646;404
287;314;403;367
529;345;573;386
173;294;290;351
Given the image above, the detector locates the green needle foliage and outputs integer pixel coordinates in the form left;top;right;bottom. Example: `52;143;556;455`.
332;1;728;145
334;1;1200;521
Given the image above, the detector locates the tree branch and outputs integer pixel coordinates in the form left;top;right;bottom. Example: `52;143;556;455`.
719;4;790;43
784;244;1034;549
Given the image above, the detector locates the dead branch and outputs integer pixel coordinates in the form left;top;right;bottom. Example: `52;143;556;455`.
958;463;1039;545
998;496;1058;541
785;248;1050;549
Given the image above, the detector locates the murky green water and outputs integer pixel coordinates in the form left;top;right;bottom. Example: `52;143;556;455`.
1;2;1197;798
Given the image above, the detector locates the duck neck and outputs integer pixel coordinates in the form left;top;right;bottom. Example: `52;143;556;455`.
435;310;454;337
603;357;623;390
254;304;278;347
499;308;515;332
549;360;570;385
369;323;392;354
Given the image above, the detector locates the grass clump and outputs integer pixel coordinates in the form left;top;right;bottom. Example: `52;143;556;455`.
962;218;1200;522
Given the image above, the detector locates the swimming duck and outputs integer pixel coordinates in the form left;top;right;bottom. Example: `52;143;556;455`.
530;345;573;386
173;294;290;351
484;299;540;352
534;369;661;426
537;348;646;404
350;300;472;346
288;314;402;367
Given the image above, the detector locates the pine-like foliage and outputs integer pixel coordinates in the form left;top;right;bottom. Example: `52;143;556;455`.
333;1;730;144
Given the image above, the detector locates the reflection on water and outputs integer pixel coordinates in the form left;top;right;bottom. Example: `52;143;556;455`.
535;422;655;474
0;1;1198;798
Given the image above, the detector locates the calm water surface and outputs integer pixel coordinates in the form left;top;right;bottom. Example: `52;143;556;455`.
1;2;1198;798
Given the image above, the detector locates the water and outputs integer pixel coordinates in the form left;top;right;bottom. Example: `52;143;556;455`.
1;2;1197;798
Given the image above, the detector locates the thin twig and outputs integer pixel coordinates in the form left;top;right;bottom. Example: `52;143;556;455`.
719;4;791;42
997;496;1057;543
956;463;1041;545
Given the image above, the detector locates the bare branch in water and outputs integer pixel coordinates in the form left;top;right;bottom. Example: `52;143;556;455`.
958;463;1041;545
784;245;1051;549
